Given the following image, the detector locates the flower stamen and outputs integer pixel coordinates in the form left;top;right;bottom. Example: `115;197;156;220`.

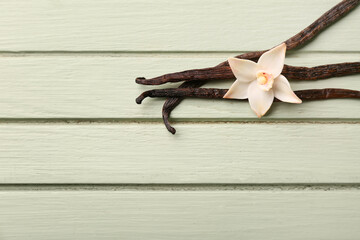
257;71;274;91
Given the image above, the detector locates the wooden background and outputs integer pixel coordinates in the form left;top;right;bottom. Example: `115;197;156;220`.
0;0;359;239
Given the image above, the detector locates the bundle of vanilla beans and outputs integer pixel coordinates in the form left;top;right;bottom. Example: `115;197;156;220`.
136;0;360;134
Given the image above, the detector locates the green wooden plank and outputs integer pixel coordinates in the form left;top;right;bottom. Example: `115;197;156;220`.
0;123;359;184
0;53;359;119
0;190;359;239
0;0;359;51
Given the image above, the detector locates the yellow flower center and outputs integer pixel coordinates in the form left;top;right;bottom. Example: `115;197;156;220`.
257;75;267;85
256;71;274;91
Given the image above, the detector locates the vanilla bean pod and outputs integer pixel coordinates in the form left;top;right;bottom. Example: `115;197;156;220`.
136;88;360;104
157;0;360;133
162;80;205;134
137;62;360;85
136;0;360;85
283;62;360;80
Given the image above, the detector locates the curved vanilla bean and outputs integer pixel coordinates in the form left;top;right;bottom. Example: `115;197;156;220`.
162;81;205;134
283;0;360;50
136;0;360;85
136;88;360;104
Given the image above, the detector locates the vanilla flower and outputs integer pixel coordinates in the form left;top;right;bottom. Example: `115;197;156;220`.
223;43;302;117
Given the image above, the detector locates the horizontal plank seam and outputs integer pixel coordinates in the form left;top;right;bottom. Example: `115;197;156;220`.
0;50;359;57
0;119;359;125
0;184;360;191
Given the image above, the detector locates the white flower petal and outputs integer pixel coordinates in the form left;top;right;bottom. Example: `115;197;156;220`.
223;80;250;99
273;75;302;103
258;43;286;78
228;57;259;82
248;81;274;118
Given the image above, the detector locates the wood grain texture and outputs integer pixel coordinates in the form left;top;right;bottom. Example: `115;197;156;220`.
0;191;359;240
0;123;359;184
0;53;359;119
0;0;359;51
0;0;359;237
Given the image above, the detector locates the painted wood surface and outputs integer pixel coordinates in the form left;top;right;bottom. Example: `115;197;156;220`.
0;123;359;184
0;0;359;238
0;0;359;51
0;52;359;119
0;191;360;240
